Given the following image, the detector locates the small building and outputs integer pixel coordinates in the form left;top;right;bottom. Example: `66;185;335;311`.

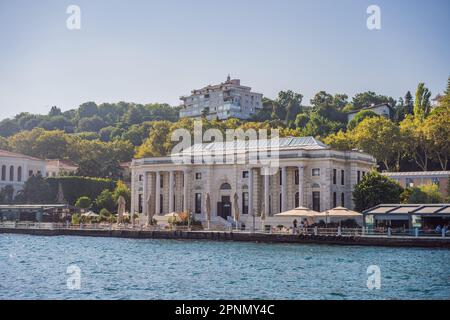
179;75;263;120
45;159;78;177
347;103;393;122
0;150;46;197
382;171;450;198
0;204;78;222
363;204;450;230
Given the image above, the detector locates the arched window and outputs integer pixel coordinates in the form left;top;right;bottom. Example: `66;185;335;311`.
17;166;22;182
9;166;14;181
1;165;5;181
220;183;232;190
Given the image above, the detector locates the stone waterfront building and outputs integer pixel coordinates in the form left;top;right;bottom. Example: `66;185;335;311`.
179;76;263;120
0;150;46;197
131;137;375;228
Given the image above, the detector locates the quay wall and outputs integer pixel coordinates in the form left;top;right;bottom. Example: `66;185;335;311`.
1;228;450;249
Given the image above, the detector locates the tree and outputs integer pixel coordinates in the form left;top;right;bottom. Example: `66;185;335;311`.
78;115;106;132
300;112;344;138
352;117;401;171
352;91;396;110
400;116;432;171
402;184;443;204
78;102;98;118
404;91;414;115
135;121;171;158
0;119;20;137
94;189;116;213
423;107;450;170
347;110;379;130
323;130;354;151
48;106;62;117
0;136;9;150
75;196;92;210
278;90;303;123
113;180;131;211
353;171;404;212
19;175;51;204
0;185;15;204
413;82;432;121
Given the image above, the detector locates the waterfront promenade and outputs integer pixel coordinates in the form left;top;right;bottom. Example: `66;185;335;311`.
1;222;449;249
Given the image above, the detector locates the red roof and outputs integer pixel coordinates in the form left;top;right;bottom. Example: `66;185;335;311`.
0;149;43;161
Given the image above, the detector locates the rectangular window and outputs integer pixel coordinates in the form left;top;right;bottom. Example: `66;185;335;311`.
139;174;143;182
295;170;299;185
159;195;163;214
160;176;164;188
406;178;414;187
242;192;249;214
279;172;282;185
341;193;345;207
195;193;202;214
333;169;337;185
312;168;320;177
333;192;337;208
341;170;345;185
242;171;249;179
195;173;202;180
357;171;361;183
312;192;320;212
138;194;143;213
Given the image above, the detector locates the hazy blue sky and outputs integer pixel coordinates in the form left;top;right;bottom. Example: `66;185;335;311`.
0;0;449;120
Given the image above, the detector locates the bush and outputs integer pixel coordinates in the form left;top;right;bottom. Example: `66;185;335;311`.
402;184;443;204
71;213;81;225
95;190;116;213
47;176;116;205
75;196;92;209
353;171;404;212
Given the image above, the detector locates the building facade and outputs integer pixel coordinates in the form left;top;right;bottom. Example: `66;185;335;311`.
179;76;263;120
382;171;450;198
347;103;393;122
0;150;46;197
45;159;78;177
131;137;375;228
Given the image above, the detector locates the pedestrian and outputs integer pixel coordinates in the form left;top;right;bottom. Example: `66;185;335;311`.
293;219;298;234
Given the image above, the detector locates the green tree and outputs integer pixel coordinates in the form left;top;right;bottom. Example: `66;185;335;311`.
403;184;443;204
78;115;106;132
413;82;432;121
0;119;20;137
78;102;98;118
113;180;131;211
423;106;450;170
94;189;116;213
0;185;15;204
19;175;51;204
400;116;432;171
352;117;401;171
75;196;92;210
48;106;62;117
347;110;379;131
353;171;404;212
135;121;171;158
352;91;396;110
323;130;354;151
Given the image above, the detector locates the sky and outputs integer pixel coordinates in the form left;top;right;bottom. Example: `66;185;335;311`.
0;0;449;120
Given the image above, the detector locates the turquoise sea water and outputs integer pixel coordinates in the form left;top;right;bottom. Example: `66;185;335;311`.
0;234;449;300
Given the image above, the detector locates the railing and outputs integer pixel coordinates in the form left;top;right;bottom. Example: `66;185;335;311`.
0;222;448;239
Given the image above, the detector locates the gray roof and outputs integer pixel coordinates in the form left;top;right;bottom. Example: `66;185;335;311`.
382;171;450;177
363;204;450;216
181;136;328;155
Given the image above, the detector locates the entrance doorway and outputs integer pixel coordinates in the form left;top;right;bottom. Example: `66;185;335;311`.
217;195;231;220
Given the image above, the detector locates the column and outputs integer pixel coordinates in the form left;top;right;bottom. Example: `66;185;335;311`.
298;166;304;207
169;171;175;213
130;170;135;215
183;169;189;213
142;171;148;218
248;168;254;216
155;171;161;215
281;166;287;212
264;168;270;216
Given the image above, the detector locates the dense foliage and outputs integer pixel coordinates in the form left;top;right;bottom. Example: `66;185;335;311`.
353;171;404;212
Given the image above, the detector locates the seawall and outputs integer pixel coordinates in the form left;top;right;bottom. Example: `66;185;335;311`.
1;228;450;249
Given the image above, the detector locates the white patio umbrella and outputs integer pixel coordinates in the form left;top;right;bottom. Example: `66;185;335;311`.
317;207;362;225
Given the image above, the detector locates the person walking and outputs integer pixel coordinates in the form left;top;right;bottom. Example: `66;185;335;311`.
293;219;298;234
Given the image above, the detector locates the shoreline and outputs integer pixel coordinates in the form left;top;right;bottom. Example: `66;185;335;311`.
1;228;450;249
